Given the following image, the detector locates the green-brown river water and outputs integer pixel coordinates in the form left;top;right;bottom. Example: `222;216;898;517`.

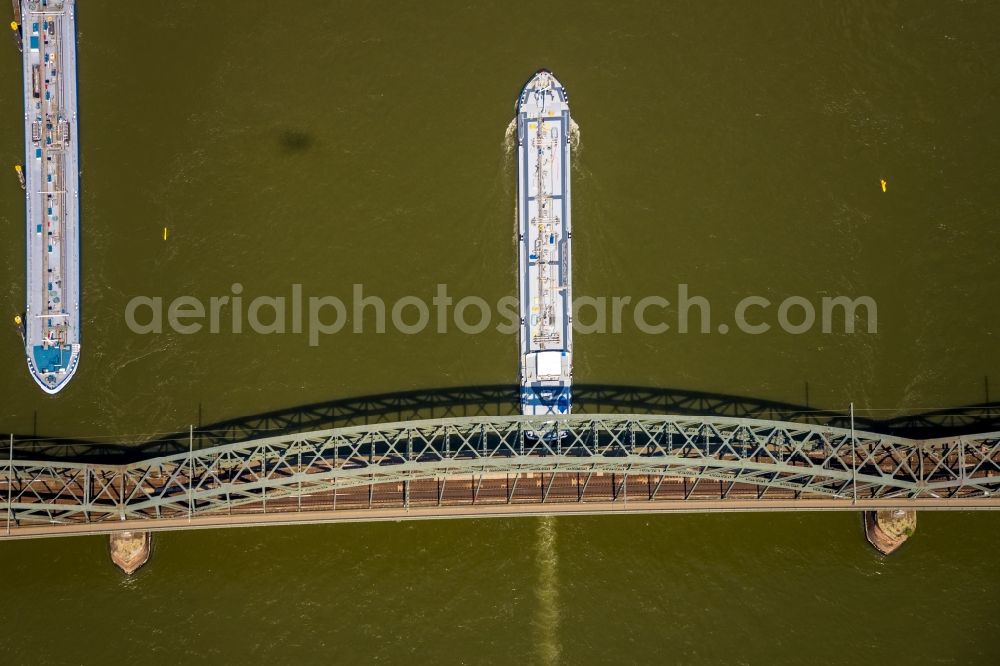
1;1;998;663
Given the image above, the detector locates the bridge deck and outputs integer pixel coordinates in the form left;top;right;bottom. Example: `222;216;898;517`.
2;414;998;539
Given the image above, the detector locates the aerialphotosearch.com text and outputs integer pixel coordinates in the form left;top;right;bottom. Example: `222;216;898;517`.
125;283;877;346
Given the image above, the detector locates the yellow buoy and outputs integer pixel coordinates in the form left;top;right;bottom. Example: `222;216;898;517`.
14;315;22;326
163;227;168;240
14;164;22;173
880;179;887;193
10;21;17;31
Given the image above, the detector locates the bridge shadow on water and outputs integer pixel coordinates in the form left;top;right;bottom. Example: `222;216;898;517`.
10;384;1000;463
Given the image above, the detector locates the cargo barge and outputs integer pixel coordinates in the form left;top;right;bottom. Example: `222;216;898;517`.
515;70;572;416
19;0;80;394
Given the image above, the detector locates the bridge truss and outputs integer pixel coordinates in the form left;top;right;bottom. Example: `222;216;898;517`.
3;414;999;538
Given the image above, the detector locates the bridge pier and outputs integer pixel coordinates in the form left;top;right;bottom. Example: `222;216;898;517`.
864;510;916;555
108;530;151;575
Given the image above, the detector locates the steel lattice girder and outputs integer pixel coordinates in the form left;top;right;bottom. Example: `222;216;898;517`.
2;414;999;527
12;386;1000;463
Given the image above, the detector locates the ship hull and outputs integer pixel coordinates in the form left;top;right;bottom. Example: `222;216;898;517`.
20;0;81;394
515;70;572;417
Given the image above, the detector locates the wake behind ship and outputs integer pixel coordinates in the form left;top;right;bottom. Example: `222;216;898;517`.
20;0;81;394
516;70;573;416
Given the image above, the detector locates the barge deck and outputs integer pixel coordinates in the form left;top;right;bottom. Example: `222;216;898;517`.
19;0;80;394
515;70;573;417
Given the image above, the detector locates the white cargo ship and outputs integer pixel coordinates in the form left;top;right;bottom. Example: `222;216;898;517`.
515;70;572;416
19;0;81;394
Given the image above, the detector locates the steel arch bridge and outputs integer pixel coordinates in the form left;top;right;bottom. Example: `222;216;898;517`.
2;414;999;539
